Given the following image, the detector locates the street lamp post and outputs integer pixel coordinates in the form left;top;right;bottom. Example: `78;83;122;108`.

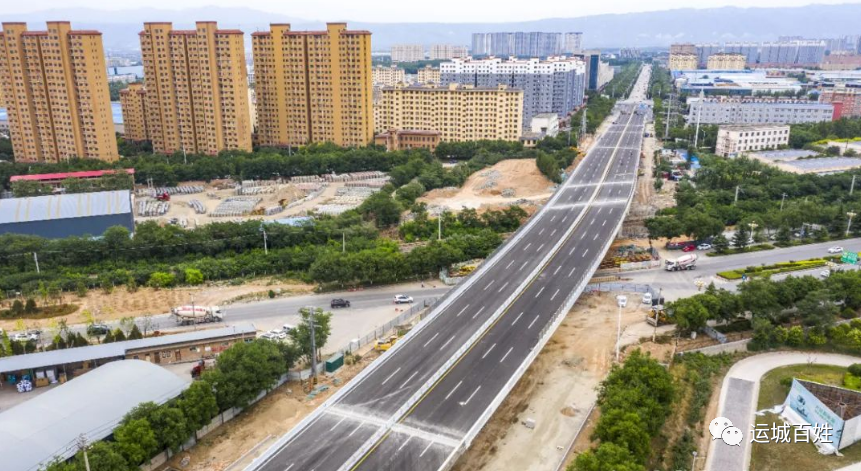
847;211;857;237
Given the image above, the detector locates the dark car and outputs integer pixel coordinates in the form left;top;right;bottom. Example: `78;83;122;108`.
330;298;351;308
87;323;110;336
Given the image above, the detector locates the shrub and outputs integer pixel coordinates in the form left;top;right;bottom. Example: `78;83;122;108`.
147;272;176;289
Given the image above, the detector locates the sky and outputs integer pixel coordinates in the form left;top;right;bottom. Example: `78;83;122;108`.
10;0;861;22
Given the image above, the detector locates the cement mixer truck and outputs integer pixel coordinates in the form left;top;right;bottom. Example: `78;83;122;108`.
665;254;697;271
172;305;224;325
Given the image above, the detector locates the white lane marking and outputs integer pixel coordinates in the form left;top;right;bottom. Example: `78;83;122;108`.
423;332;439;347
520;261;528;271
582;249;589;257
456;304;470;317
580;232;586;240
554;266;561;275
590;218;595;225
539;228;545;235
535;286;545;298
285;464;295;471
459;386;481;406
348;423;363;437
484;280;495;290
381;367;402;385
602;220;607;227
400;371;419;389
523;242;532;251
568;267;577;277
472;306;486;319
511;312;524;325
593;233;599;240
506;260;515;269
439;335;455;351
528;316;539;329
551;289;560;301
482;343;497;359
445;380;463;400
550;229;557;236
562;216;568;223
569;246;577;256
497;281;510;293
597;208;603;215
537;243;545;252
420;441;435;457
330;417;346;431
551;215;557;222
500;346;514;363
397;436;413;453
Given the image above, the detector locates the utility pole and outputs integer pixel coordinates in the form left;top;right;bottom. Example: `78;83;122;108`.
438;215;442;240
307;307;318;382
33;253;40;274
260;224;268;255
734;185;740;205
780;193;787;211
190;294;197;331
580;106;588;146
851;175;857;196
652;288;662;343
76;434;91;471
615;300;623;362
847;211;857;237
693;90;704;149
342;232;346;253
182;145;187;165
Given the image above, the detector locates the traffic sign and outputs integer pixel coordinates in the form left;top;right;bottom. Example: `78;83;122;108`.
842;251;858;264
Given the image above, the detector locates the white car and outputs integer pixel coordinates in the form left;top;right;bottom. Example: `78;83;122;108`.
616;295;628;308
393;295;414;304
820;270;831;278
697;243;712;251
11;333;30;342
828;246;844;254
642;293;653;305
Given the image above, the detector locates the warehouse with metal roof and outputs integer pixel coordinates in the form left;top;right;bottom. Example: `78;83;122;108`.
0;360;189;471
0;189;134;238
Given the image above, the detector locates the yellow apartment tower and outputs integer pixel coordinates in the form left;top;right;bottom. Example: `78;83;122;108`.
119;83;149;142
139;22;252;155
252;23;374;148
0;22;119;163
377;83;523;142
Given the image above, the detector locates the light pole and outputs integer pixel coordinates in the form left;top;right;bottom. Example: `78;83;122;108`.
615;298;624;362
780;192;787;211
691;451;698;471
847;211;857;237
76;434;91;471
748;221;759;242
190;294;197;331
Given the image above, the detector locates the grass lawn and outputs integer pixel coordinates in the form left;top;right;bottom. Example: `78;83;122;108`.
751;364;861;471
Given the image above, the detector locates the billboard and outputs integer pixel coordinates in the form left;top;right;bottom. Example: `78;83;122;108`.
787;379;844;446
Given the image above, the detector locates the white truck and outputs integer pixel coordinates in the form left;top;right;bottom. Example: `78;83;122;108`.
665;254;697;271
172;305;224;325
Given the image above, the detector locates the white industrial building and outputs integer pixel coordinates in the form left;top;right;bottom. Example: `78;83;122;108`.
715;124;790;157
672;70;802;96
687;97;834;125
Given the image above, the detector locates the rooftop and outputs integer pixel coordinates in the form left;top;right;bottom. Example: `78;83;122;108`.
0;190;132;225
0;360;189;471
10;169;135;183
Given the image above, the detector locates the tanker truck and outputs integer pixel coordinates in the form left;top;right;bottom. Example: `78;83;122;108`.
172;305;224;325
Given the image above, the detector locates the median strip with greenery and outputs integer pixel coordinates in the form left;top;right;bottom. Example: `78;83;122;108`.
717;257;838;280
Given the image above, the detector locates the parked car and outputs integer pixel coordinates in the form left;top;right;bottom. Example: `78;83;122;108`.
11;333;31;342
260;332;278;340
282;323;295;334
642;293;653;305
828;246;844;254
87;323;110;336
616;295;628;308
330;298;351;308
697;243;712;251
393;294;414;304
820;270;831;278
682;244;696;252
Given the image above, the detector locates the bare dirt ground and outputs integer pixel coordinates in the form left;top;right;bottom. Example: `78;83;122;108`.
164;349;381;471
452;291;674;471
420;159;555;211
0;279;313;331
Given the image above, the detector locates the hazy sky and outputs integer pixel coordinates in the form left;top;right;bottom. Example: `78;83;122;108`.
12;0;861;22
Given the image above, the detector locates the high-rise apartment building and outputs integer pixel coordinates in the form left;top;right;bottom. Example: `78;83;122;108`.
759;40;825;67
706;53;747;70
428;44;468;60
377;83;523;142
441;56;585;128
471;32;581;57
139;22;252;155
372;65;406;86
391;44;424;62
669;53;698;71
695;43;722;68
0;22;118;162
252;23;374;148
670;43;697;55
724;42;760;65
119;83;149;142
416;66;441;84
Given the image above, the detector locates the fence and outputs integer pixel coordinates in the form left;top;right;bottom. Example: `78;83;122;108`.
583;282;658;298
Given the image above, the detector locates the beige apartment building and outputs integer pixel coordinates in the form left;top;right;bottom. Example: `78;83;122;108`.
119;83;149;142
416;66;441;84
372;65;406;86
139;22;252;156
669;53;698;70
377;83;523;142
428;44;468;60
670;43;697;55
391;44;424;62
252;23;374;148
707;52;746;70
821;86;861;119
0;22;118;163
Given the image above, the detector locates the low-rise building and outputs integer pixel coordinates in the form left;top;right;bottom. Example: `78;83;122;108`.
821;53;861;71
391;44;424;62
673;70;802;96
374;129;441;151
820;84;861;119
715;124;790;157
0;190;134;238
530;113;560;137
707;53;746;70
377;83;523;142
669;53;698;71
372;65;406;86
687;97;834;125
416;65;441;84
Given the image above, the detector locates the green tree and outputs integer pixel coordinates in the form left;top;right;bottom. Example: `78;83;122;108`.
592;409;651;463
147;272;176;289
203;340;290;410
797;289;839;328
24;298;37;314
668;297;710;332
570;442;646;471
128;324;144;340
712;234;730;254
113;418;158;465
176;380;219;432
536;153;562;183
184;268;204;285
148;406;189;452
732;224;750;250
290;306;333;362
357;192;403;228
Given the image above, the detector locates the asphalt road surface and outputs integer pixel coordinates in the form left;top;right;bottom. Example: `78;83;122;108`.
247;67;652;471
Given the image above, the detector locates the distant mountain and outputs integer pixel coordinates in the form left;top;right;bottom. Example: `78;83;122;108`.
4;3;861;51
